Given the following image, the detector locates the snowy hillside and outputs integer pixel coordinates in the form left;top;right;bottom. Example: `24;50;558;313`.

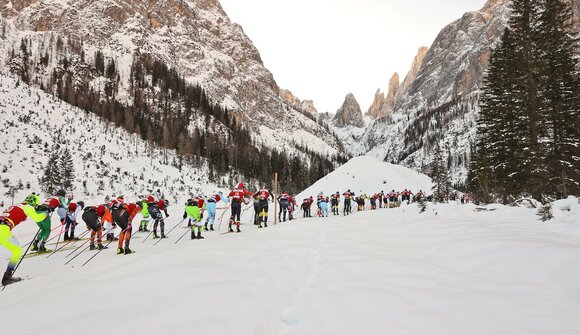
298;156;433;198
0;74;225;205
2;196;580;334
0;0;343;158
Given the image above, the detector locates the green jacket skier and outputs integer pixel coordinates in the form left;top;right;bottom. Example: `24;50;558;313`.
184;199;202;240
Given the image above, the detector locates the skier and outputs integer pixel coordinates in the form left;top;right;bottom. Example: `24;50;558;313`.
330;192;340;215
204;193;221;231
81;204;107;250
56;192;72;227
31;189;67;252
112;202;141;255
256;188;272;228
278;192;291;222
184;199;202;239
103;195;122;241
0;195;47;285
227;183;253;233
343;190;352;215
288;195;297;220
138;195;151;232
252;194;260;225
370;194;377;210
150;198;169;239
63;202;80;241
301;198;310;218
319;195;329;217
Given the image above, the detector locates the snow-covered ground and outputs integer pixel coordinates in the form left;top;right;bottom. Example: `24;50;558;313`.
2;199;579;335
298;155;433;199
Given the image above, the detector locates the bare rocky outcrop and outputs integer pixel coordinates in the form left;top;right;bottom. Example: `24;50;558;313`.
333;93;364;128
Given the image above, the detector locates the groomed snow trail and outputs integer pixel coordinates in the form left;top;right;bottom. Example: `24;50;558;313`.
1;203;580;335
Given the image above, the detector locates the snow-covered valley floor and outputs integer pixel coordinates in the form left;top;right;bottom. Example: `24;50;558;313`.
1;202;580;335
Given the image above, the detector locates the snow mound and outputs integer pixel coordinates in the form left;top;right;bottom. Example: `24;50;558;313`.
298;155;433;199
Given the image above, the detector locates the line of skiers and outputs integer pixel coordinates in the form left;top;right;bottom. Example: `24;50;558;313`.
0;183;444;286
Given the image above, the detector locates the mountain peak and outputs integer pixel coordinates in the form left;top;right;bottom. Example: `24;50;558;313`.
333;93;364;128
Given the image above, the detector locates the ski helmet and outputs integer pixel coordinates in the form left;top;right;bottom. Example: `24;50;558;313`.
147;196;155;203
24;194;37;206
57;189;66;197
237;183;245;189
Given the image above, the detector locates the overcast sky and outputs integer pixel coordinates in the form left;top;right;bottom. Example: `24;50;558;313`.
219;0;485;114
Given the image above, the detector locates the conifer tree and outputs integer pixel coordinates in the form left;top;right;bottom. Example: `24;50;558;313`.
41;152;60;194
60;148;75;191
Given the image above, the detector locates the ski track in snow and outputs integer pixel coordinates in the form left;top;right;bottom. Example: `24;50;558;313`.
1;201;580;335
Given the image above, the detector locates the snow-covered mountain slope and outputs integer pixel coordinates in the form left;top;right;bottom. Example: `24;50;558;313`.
2;197;579;334
355;0;580;185
0;0;342;157
298;156;433;198
0;74;224;205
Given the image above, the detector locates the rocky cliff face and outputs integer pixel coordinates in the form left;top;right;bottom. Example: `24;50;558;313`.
366;89;385;119
280;88;319;118
396;46;429;102
380;72;400;118
362;0;580;184
0;0;342;157
365;46;428;121
333;93;365;128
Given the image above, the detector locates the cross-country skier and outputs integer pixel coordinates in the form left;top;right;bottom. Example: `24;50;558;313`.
81;204;107;250
63;202;80;240
184;199;202;239
0;195;47;285
343;190;352;215
330;191;340;215
301;199;310;218
138;195;151;232
150;198;169;239
278;192;291;222
227;183;253;233
112;202;141;255
204;193;222;231
256;188;273;228
288;194;297;220
31;189;67;252
319;195;329;217
56;192;72;227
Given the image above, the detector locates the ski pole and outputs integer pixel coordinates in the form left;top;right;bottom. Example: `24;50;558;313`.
12;229;40;274
217;203;232;231
174;226;191;244
70;231;123;266
46;229;90;259
153;218;185;246
64;236;92;258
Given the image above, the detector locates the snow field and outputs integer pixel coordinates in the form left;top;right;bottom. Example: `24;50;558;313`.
1;200;579;335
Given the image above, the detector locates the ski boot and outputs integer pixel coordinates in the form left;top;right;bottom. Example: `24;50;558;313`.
2;270;21;286
117;247;124;255
258;223;263;228
70;233;79;241
38;242;47;253
204;223;209;231
161;233;167;239
264;222;268;228
97;244;107;250
143;225;150;232
153;232;159;239
236;223;241;233
197;232;204;240
63;232;70;241
124;247;132;255
30;240;39;252
138;226;143;232
89;243;97;250
228;221;234;233
191;231;196;240
210;224;214;231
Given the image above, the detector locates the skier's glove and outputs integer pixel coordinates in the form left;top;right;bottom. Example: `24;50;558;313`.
112;223;117;228
182;212;187;219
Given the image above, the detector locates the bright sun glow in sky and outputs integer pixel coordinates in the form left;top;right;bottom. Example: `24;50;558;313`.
219;0;485;114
